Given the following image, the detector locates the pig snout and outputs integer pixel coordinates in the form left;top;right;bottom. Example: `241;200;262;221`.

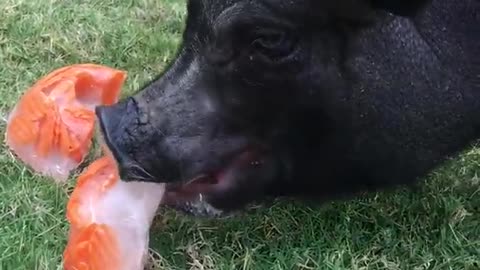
95;97;180;183
94;63;249;184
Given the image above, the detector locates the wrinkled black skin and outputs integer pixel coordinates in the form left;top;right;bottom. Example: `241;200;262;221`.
96;0;479;214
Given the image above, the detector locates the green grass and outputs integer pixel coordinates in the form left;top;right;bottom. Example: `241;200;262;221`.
0;0;479;269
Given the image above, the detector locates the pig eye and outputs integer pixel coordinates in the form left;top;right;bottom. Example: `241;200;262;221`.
250;28;297;61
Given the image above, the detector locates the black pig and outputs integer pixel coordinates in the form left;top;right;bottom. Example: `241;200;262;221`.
95;0;479;216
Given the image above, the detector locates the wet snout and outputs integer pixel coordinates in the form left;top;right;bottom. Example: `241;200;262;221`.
95;96;251;187
95;97;180;183
95;99;149;180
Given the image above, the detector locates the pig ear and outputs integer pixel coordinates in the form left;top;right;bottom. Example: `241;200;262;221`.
369;0;430;17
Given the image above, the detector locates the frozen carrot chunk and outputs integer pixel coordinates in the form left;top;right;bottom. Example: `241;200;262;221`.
63;154;165;270
5;64;127;182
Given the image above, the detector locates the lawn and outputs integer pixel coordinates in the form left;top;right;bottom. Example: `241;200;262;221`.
0;0;479;269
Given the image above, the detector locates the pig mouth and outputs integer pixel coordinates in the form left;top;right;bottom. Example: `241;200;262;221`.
160;148;272;210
